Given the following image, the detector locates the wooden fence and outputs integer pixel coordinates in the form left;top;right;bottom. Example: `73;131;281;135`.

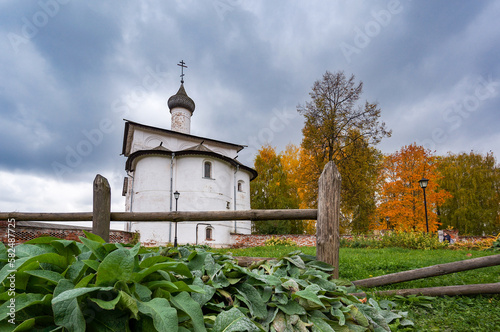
0;162;342;278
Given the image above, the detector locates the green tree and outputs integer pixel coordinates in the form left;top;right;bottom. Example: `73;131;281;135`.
438;151;500;235
338;131;383;233
297;71;390;233
250;145;303;234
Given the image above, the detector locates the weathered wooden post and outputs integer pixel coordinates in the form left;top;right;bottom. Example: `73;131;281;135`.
92;174;111;242
316;161;341;279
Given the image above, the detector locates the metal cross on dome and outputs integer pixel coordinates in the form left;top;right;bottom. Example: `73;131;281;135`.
177;60;187;84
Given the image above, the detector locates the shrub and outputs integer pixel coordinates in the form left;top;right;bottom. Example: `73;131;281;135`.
0;231;412;331
264;236;297;247
488;234;500;251
379;231;448;250
341;235;379;248
451;236;496;251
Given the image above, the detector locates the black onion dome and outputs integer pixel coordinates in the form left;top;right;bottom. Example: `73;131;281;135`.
167;84;195;114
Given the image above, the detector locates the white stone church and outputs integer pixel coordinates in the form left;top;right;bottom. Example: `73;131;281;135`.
121;76;257;247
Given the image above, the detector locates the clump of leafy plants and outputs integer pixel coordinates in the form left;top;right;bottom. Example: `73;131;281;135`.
0;232;412;331
378;231;448;250
341;232;448;250
485;234;500;251
340;235;379;248
449;237;496;251
264;236;298;247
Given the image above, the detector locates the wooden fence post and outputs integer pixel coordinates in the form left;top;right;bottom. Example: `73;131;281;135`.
316;161;341;279
92;174;111;242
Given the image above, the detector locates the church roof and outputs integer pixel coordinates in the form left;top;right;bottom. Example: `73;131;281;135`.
152;143;172;152
122;120;246;157
183;142;214;153
167;84;195;114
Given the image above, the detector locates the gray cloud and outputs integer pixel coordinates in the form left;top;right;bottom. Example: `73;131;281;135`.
1;0;499;212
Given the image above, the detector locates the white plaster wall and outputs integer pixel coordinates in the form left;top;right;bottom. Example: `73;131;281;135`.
128;153;252;246
132;156;171;212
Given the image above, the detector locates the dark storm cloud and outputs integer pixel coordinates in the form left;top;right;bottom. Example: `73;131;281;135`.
0;0;499;212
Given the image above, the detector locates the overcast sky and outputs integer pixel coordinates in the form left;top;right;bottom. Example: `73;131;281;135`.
1;0;499;215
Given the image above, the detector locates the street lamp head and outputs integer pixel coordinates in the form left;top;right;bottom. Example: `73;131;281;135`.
174;191;180;200
419;177;429;189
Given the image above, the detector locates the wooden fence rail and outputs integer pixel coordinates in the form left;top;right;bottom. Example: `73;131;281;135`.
0;162;341;276
0;209;317;222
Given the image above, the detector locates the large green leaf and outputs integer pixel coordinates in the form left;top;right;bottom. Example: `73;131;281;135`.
85;301;130;332
24;236;61;244
309;316;336;332
293;288;325;309
132;262;191;282
24;270;64;285
96;248;135;286
170;291;207;332
147;280;204;293
137;297;178;332
82;230;106;244
11;317;35;331
52;279;85;332
212;307;260;332
276;299;306;316
306;260;335;272
187;250;209;272
133;282;152;302
204;254;222;279
138;255;171;269
52;286;114;304
64;260;88;283
117;290;139;320
78;237;106;261
191;277;216;306
0;253;67;284
75;273;95;288
0;293;51;322
283;255;306;269
83;259;100;272
51;240;81;265
233;283;267;319
90;292;121;310
0;243;6;262
13;244;57;258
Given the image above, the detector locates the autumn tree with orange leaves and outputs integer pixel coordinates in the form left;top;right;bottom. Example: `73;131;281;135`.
376;143;451;232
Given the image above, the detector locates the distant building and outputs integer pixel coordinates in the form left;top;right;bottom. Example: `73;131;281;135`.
121;81;257;246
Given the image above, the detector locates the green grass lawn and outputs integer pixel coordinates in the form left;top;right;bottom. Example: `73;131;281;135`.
213;246;500;331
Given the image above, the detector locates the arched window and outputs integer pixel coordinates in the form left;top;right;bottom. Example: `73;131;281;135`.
237;180;244;192
203;161;212;179
205;226;214;241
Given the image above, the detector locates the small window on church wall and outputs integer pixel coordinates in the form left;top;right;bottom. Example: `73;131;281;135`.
203;161;212;178
237;180;244;192
205;226;213;241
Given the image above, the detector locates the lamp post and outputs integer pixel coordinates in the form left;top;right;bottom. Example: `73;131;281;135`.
419;178;429;233
173;191;180;247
